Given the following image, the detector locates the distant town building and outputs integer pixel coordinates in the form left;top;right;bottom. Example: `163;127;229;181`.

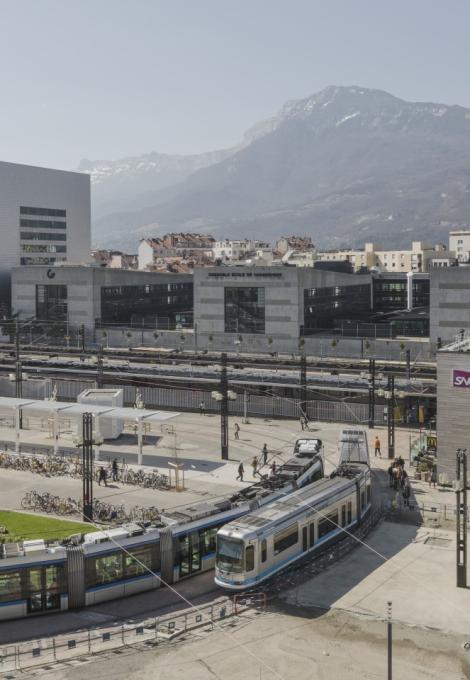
449;229;470;263
281;250;316;267
316;241;445;273
91;250;137;269
139;233;214;270
275;236;314;255
212;239;270;262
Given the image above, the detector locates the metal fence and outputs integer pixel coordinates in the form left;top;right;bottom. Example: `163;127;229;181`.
0;377;386;426
0;597;251;673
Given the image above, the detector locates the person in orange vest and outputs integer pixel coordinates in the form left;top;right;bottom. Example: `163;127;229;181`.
374;436;381;457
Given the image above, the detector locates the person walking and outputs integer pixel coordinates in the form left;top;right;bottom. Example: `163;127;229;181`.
262;444;268;466
199;401;205;416
402;477;411;507
112;458;119;482
374;436;381;457
252;456;259;478
270;461;277;477
234;423;240;440
430;466;437;488
300;415;305;431
236;462;244;481
98;466;107;487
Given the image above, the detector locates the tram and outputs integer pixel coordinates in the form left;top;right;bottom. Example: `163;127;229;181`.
0;453;323;620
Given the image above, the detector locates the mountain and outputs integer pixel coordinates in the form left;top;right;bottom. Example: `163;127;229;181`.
88;86;470;250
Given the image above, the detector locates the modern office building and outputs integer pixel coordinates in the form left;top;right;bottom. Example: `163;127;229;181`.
194;265;371;344
430;265;470;346
436;334;470;482
0;161;90;311
12;265;193;331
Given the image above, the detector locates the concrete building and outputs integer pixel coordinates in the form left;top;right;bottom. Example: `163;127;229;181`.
0;161;90;311
281;250;317;267
194;265;371;348
212;239;270;262
316;241;444;274
429;266;470;346
12;265;193;332
436;335;470;482
449;229;470;263
275;236;314;255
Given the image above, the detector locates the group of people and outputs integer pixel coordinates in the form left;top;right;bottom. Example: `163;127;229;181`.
387;456;411;506
236;443;273;481
97;458;120;486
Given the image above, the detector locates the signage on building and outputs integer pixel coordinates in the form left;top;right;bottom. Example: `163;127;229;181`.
453;369;470;388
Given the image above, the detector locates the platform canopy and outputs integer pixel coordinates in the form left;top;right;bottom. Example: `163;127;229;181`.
0;396;180;422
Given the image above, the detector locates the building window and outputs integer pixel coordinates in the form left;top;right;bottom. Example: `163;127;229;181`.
100;283;193;328
20;206;66;217
36;284;68;321
20;232;67;241
20;219;66;230
224;287;265;334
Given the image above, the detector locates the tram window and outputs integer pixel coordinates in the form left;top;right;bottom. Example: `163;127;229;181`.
347;501;352;524
0;570;21;602
124;546;153;579
318;511;339;539
366;485;371;504
245;545;255;572
87;552;123;587
261;539;267;563
341;505;346;527
200;526;218;556
309;523;315;548
274;524;298;555
302;526;308;551
361;490;366;510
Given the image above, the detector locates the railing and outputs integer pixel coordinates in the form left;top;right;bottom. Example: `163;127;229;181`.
0;597;254;673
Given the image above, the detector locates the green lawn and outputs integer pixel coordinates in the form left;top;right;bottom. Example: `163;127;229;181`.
0;510;95;542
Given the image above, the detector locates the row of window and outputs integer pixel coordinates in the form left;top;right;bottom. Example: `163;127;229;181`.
21;257;64;266
20;206;66;217
20;231;67;242
85;544;160;588
22;244;67;253
20;219;66;229
0;564;65;613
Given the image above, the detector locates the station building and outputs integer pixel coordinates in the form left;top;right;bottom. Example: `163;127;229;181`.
12;265;193;331
436;334;470;482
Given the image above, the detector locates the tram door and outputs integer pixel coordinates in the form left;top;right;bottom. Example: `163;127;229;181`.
179;532;201;578
26;565;61;613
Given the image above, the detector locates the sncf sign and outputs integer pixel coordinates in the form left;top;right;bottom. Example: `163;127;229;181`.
453;369;470;388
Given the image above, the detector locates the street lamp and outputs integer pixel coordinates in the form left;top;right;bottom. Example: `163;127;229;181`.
377;377;405;459
211;386;237;460
361;358;376;429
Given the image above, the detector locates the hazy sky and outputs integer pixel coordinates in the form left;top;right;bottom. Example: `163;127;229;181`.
1;0;469;169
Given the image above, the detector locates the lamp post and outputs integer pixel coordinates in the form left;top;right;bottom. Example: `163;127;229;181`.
212;352;237;460
361;358;376;429
377;376;405;459
456;448;467;588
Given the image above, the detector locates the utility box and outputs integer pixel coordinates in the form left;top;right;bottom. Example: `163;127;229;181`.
77;388;124;439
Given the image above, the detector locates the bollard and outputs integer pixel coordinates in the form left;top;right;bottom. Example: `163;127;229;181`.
154;617;159;643
52;638;57;662
88;630;91;655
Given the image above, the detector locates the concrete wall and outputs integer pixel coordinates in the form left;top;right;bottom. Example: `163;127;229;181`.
430;266;470;345
436;350;470;482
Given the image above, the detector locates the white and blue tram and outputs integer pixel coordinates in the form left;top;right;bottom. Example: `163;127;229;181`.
0;454;323;620
214;461;371;591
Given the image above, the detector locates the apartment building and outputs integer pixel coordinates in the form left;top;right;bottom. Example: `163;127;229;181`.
316;241;444;273
212;239;270;262
449;230;470;263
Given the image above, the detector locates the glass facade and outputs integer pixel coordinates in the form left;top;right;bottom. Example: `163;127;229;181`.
85;544;160;588
372;279;407;311
304;284;371;333
19;206;67;265
224;287;265;334
100;282;193;328
36;284;68;321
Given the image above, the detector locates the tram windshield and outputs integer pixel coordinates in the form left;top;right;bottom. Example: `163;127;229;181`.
216;536;244;573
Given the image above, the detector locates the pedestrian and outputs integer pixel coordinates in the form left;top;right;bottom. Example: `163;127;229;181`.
262;443;268;466
300;415;305;431
270;461;277;476
112;458;119;482
252;456;259;478
430;467;437;488
234;423;240;440
397;455;405;468
402;477;411;507
374;436;381;457
236;462;244;481
98;466;107;487
199;401;205;416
